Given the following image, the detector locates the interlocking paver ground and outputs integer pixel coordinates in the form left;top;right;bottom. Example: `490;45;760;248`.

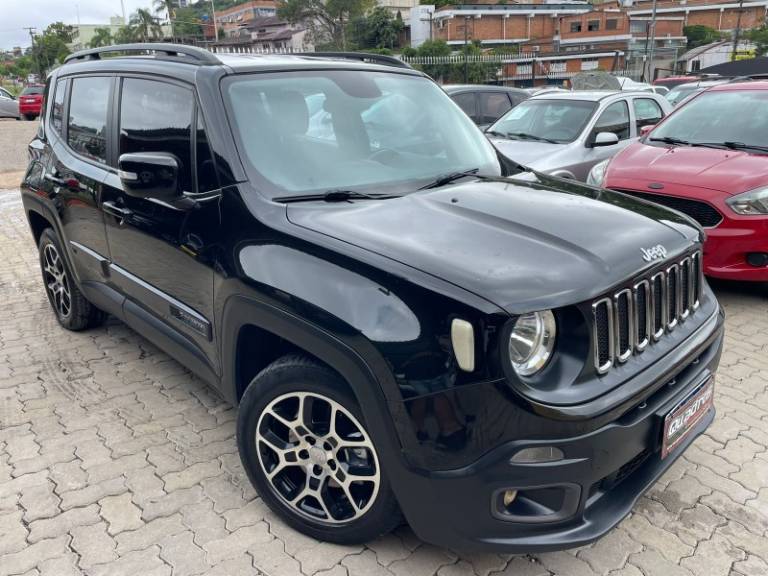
2;181;768;575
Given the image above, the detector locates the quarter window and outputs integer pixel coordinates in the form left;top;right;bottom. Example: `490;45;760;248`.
633;98;663;130
52;79;66;135
119;78;194;193
592;100;630;141
68;76;111;163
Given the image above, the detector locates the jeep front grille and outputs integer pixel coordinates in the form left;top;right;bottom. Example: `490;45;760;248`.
592;251;703;375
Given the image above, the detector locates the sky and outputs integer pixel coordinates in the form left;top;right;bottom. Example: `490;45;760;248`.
0;0;179;51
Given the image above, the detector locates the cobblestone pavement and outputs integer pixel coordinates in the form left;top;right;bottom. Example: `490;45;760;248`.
0;120;38;173
1;184;767;576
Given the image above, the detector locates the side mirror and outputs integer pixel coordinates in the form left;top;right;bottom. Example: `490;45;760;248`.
592;132;620;147
118;152;180;199
640;124;656;137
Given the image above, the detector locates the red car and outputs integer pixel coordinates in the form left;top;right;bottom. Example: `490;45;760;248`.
653;75;702;90
18;84;44;120
588;80;768;281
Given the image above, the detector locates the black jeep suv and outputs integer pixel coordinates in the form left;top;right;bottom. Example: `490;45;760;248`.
22;44;723;552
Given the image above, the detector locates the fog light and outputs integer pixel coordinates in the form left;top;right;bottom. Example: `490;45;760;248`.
510;446;564;464
746;252;768;267
503;489;518;507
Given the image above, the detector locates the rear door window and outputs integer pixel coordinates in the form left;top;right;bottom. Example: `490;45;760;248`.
51;79;67;136
633;98;663;130
68;76;111;163
478;92;513;125
592;100;630;141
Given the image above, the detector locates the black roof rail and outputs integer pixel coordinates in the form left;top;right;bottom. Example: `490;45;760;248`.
64;43;221;66
300;52;412;70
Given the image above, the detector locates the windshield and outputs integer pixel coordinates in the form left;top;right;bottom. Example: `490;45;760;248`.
666;85;701;106
651;89;768;150
488;99;597;144
224;70;500;197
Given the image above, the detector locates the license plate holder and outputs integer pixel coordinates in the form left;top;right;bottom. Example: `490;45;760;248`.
661;377;714;460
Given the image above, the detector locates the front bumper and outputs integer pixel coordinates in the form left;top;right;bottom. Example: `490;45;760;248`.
396;307;723;553
703;217;768;281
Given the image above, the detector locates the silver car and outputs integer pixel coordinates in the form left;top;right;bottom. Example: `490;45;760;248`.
0;87;19;119
487;91;673;181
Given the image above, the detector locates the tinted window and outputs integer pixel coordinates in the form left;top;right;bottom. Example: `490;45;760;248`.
478;92;512;125
52;79;66;135
195;112;218;193
592;100;630;141
489;99;597;144
21;85;44;95
68;77;111;163
633;98;663;130
451;92;477;120
119;78;194;193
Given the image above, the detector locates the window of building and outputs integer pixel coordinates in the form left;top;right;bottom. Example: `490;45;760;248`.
606;19;618;30
68;76;111;163
581;59;599;71
51;79;66;136
588;20;600;32
570;22;582;33
630;20;646;34
691;60;701;72
119;78;194;193
633;98;663;130
592;100;630;141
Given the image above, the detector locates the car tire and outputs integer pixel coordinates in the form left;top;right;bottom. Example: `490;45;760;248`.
38;228;106;331
23;114;34;121
237;355;402;544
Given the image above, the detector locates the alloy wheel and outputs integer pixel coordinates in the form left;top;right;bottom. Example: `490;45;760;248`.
256;391;381;525
42;243;72;318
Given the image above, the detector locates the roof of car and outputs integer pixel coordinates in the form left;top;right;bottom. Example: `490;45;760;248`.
530;90;652;102
710;80;768;91
442;84;528;94
670;79;729;90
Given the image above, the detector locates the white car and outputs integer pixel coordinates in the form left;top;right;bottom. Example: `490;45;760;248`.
0;87;19;119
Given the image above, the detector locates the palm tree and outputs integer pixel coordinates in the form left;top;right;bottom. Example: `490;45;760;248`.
130;9;162;42
153;0;176;42
114;25;137;44
89;27;113;48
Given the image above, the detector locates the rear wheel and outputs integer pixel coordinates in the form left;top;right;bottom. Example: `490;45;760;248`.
23;114;35;121
38;228;106;331
237;355;401;544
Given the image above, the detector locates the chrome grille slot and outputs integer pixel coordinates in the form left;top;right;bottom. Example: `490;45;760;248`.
614;289;633;362
633;280;650;352
591;251;703;375
666;264;679;331
592;298;614;375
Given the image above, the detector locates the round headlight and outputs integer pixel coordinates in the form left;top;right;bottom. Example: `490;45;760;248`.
509;310;556;376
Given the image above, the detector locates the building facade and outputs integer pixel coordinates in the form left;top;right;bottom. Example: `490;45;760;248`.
217;1;279;35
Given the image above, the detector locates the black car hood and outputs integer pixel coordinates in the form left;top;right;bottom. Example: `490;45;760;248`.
286;176;699;313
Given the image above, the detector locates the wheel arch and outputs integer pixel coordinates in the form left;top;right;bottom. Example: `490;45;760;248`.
27;208;52;245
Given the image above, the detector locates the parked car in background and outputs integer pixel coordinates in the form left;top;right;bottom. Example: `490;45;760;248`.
0;86;19;119
665;79;728;107
487;91;672;180
443;85;529;129
589;80;768;281
653;75;702;90
18;84;44;120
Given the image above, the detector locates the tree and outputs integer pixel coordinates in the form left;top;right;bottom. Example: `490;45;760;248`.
130;9;163;42
278;0;375;49
114;26;138;44
30;22;74;74
154;0;176;41
173;7;204;40
350;6;404;50
683;25;723;49
89;27;113;48
748;27;768;56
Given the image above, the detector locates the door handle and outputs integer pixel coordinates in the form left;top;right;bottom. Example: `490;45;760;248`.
102;200;132;219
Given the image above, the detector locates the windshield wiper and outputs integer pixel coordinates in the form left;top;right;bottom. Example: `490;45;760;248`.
649;136;691;146
717;141;768;153
274;189;399;203
506;132;559;144
485;130;509;139
419;168;481;190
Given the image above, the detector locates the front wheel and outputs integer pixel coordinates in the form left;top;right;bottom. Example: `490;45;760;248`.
236;355;401;544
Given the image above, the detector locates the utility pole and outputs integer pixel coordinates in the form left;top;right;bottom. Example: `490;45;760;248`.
211;0;220;42
732;0;744;61
120;0;127;24
647;0;658;81
24;27;42;79
464;16;469;83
